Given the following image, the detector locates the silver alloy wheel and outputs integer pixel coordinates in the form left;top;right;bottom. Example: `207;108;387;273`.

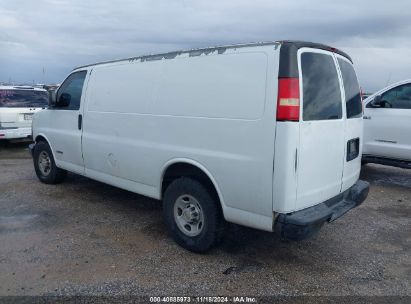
38;151;52;176
173;194;204;237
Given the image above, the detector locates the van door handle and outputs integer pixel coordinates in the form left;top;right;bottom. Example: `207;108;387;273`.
363;116;371;120
347;138;360;161
78;114;82;130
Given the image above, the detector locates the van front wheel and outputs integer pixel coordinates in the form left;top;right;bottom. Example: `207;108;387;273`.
33;141;67;184
163;177;223;253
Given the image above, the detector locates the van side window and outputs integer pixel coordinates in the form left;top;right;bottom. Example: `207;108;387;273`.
338;59;362;118
381;84;411;109
301;53;342;121
56;71;87;110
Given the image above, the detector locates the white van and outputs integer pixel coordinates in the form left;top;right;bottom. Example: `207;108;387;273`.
0;86;48;140
30;41;369;252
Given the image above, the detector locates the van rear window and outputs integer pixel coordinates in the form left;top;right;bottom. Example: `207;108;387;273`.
301;52;342;121
337;58;362;118
0;90;48;108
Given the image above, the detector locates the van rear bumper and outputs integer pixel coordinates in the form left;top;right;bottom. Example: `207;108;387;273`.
274;180;369;240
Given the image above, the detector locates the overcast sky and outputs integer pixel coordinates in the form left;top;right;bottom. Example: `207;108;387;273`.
1;0;410;92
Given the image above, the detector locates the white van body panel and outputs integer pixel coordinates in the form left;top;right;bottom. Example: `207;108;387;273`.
34;109;85;174
272;122;299;213
334;55;363;191
341;116;363;191
295;48;345;211
78;46;279;231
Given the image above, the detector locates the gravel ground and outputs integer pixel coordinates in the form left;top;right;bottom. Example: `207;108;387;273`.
0;141;410;297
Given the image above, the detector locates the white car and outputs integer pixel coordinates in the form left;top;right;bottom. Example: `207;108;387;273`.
0;86;48;140
363;79;411;168
30;41;369;252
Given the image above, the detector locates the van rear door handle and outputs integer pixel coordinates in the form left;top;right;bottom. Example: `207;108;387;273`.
347;138;360;161
78;114;82;130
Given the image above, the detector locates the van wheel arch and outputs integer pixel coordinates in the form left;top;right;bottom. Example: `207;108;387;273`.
34;135;58;167
161;162;223;214
35;135;48;144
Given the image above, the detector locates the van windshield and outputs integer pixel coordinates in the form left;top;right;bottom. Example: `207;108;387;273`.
0;89;49;108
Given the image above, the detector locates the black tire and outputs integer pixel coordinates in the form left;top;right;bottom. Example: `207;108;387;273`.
33;141;67;184
163;177;224;253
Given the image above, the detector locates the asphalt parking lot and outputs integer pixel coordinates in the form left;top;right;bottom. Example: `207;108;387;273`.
0;141;410;297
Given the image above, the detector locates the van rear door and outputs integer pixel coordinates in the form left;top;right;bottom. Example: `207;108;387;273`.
335;55;363;191
295;48;345;211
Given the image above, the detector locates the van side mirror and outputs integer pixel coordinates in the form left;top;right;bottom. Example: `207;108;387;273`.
57;93;71;107
370;95;382;107
48;90;57;107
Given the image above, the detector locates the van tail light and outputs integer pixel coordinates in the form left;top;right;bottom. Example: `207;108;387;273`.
277;78;300;121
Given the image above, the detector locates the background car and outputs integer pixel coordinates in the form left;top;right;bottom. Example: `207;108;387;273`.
0;86;48;140
362;79;411;168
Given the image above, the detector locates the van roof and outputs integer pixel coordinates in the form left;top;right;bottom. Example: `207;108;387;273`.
74;40;352;71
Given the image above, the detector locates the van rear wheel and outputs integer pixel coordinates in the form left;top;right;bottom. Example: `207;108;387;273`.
163;177;223;253
33;141;67;184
